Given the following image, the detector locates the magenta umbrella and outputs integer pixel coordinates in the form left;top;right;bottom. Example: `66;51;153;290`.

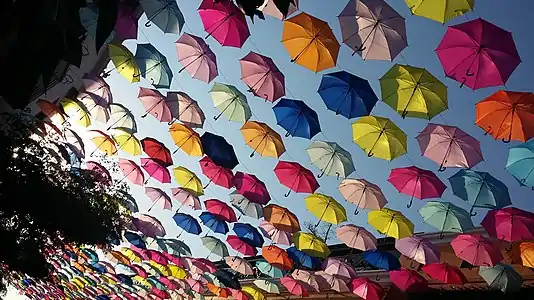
227;235;258;256
138;87;177;122
322;258;357;283
86;161;112;186
259;220;293;246
145;187;172;212
336;224;377;251
417;123;484;171
171;187;202;211
118;158;144;186
389;268;428;292
436;18;521;90
115;2;139;40
274;161;319;197
176;33;218;83
132;214;166;237
280;276;309;297
451;234;503;267
240;51;285;102
199;156;234;189
350;277;384;300
481;207;534;243
395;236;440;267
198;0;250;48
141;158;171;184
388;166;447;208
233;172;271;205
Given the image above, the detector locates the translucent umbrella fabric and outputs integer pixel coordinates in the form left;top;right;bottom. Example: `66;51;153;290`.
352;116;407;161
481;207;534;243
240;51;285;102
479;263;523;293
395;236;440;266
451;234;503;266
108;44;140;83
241;121;286;158
198;0;250;48
176;33;218;83
389;268;428;292
306;141;355;178
230;192;263;219
107;103;137;132
419;201;474;235
259;220;293;246
142;137;173;166
421;263;467;285
305;193;347;225
145;187;172;211
205;199;237;222
132;214;166;237
134;43;173;89
201;236;229;259
261;0;298;20
224;257;254;275
169;123;203;156
263;204;300;233
210;83;251;122
507;139;534;188
140;0;184;34
172;187;201;211
274;161;319;197
338;178;387;215
166;92;205;128
111;129;141;156
280;277;308;297
388;166;447;208
141;158;171;184
350;277;384;300
233;172;271;205
200;156;234;189
273;98;321;139
368;208;414;239
405;0;474;24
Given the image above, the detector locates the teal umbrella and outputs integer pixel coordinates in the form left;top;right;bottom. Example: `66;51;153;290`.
134;43;173;89
419;201;474;237
256;260;285;278
147;276;167;290
201;236;229;259
140;0;184;34
254;279;281;294
506;139;534;188
306;141;355;179
150;237;192;257
479;263;523;293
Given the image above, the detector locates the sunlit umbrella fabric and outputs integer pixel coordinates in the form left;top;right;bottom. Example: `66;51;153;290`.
173;213;202;236
205;199;238;222
451;234;503;266
322;258;357;282
293;232;330;258
419;201;474;234
145;187;172;211
201;132;239;169
88;130;116;156
134;43;172;89
234;223;264;247
362;250;401;271
352;116;407;160
169;123;203;156
224;257;253;275
202;236;229;258
263;204;300;233
140;0;184;34
240;51;285;102
305;193;347;225
227;235;257;256
173;166;204;196
108;44;140;83
262;245;293;270
111;129;142;156
273;98;321;139
395;236;440;265
138;88;176;124
368;208;414;239
388;166;447;208
80;74;112;105
481;207;534;243
339;179;387;215
336;224;377;251
479;263;523;293
60;98;91;127
259;220;292;246
37;99;66;125
231;192;263;219
233;172;271;205
86;161;112;185
405;0;474;24
198;0;250;48
107;103;137;133
167;91;205;129
176;33;218;83
132;214;166;237
280;277;308;297
210;83;251;122
519;242;534;268
242;286;266;300
241;121;286;158
306;141;354;178
507;139;534;188
256;260;284;278
142;158;171;185
141;137;173;166
274;161;319;197
287;248;321;270
200;156;234;189
172;187;201;211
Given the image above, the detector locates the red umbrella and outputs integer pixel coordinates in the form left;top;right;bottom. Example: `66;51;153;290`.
451;234;503;266
138;87;178;122
199;156;234;189
118;158;145;185
274;161;319;197
421;263;467;285
481;207;534;243
198;0;250;48
145;187;172;211
145;250;168;266
280;276;309;297
227;235;258;256
205;199;237;222
141;158;171;184
233;172;271;205
349;277;383;300
388;166;447;208
151;287;169;299
141;137;173;166
389;268;428;292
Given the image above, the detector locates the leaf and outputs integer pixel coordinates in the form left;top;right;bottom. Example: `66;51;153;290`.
95;0;119;51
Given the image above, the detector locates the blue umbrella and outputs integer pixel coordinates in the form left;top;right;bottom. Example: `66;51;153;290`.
96;296;111;300
81;248;99;263
233;223;264;247
173;213;202;236
362;250;401;274
134;43;173;89
256;260;285;278
115;274;134;286
140;0;185;34
201;132;239;169
124;231;146;249
65;250;78;260
506;139;534;188
273;98;321;139
449;169;511;216
287;247;322;270
200;212;229;234
123;194;139;213
318;71;378;119
89;262;106;274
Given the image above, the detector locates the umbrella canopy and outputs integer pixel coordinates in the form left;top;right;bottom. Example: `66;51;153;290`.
173;166;204;196
352;116;407;160
305;193;347;225
262;245;294;271
389;268;428;292
280;277;309;297
176;33;218;83
210;83;251;122
481;207;534;243
263;204;300;233
322;258;357;282
291;269;320;291
338;179;387;215
60;98;91;127
519;242;534;268
171;187;201;211
259;221;292;245
111;129;141;156
215;269;241;290
240;51;285;102
37;99;66;125
200;212;229;234
198;0;250;48
138;88;176;124
167;91;205;128
362;250;401;271
260;0;298;20
201;236;229;258
436;18;521;90
78;95;110;124
293;232;330;258
507;139;534;188
200;156;234;189
134;43;172;89
201;132;239;169
395;236;440;265
318;71;378;119
388;166;447;208
205;199;238;222
115;2;139;40
419;201;474;235
233;172;271;205
338;0;407;61
225;257;254;275
132;214;166;237
88;130;116;156
368;208;414;239
227;235;258;256
234;223;265;247
80;74;112;104
141;158;171;184
316;271;350;292
405;0;474;23
107;103;137;133
479;263;523;293
274;161;319;198
145;187;172;211
142;137;173;164
336;224;377;251
350;278;384;300
231;193;263;219
169;123;203;156
107;44;140;83
417;123;483;170
242;286;266;300
241;121;286;158
86;161;112;185
140;0;184;34
273;98;321;139
150;237;192;257
306;141;355;178
451;234;503;267
287;247;321;270
254;279;280;294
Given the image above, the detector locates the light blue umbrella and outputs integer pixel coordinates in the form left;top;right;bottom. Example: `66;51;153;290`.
134;43;173;89
419;201;474;237
140;0;185;34
449;169;511;216
506;139;534;188
479;263;523;293
256;260;284;278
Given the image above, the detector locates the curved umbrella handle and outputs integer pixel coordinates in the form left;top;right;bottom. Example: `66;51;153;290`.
410;260;417;269
375;274;381;281
466;70;475;77
460;77;467;88
249;151;255;158
438;165;447;172
145;20;152;27
354;208;360;215
285;131;291;137
141;113;148;118
407;198;413;208
470;211;477;217
367;151;374;158
284;190;291;197
502;136;512;143
401;110;409;119
336;172;340;180
439;232;445;239
317;169;325;178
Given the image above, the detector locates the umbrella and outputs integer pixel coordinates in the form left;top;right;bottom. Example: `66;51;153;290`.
167;91;205;128
210;83;251;122
274;161;319;197
254;279;280;294
350;278;383;300
79;74;112;104
389;268;428;292
305;193;347;225
140;0;184;34
368;208;414;239
436;18;521;89
291;269;320;291
419;201;474;236
241;121;286;158
173;166;204;196
88;130;116;156
225;257;254;275
256;260;285;278
169;123;203;156
134;43;172;89
60;98;91;127
260;0;298;19
380;64;447;119
78;94;110;124
417;123;484;170
86;161;112;185
145;187;172;211
451;234;503;266
107;103;137;132
507;139;534;188
233;172;271;205
227;235;258;256
322;258;357;282
405;0;474;23
200;156;234;189
37;99;66;125
132;214;166;237
352;116;407;160
200;212;229;234
519;242;534;268
362;250;401;271
336;224;377;251
318;71;378;119
262;245;293;270
205;199;238;222
231;193;263;219
259;221;292;245
338;0;407;61
234;223;264;247
242;286;266;300
187;278;206;294
479;263;523;293
201;236;229;259
198;0;250;48
476;91;534;143
388;166;447;208
138;88;176;124
339;178;387;215
280;277;308;297
264;204;300;233
107;44;140;83
273;98;321;139
240;51;285;102
282;13;339;72
115;2;139;40
141;158;171;184
481;207;534;243
215;269;241;290
150;238;192;257
111;129;141;156
293;232;330;258
315;272;349;292
449;169;511;216
307;141;355;178
176;33;218;83
395;236;440;266
172;187;201;211
201;132;239;169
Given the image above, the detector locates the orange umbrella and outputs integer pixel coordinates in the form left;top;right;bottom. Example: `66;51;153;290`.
207;283;230;298
107;250;130;265
476;91;534;143
37;99;66;124
282;13;340;72
263;204;301;233
262;245;294;270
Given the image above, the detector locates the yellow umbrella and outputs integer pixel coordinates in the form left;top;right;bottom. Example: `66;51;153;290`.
240;121;286;158
108;43;140;83
133;276;152;288
293;231;331;258
60;98;91;127
305;193;347;225
368;208;414;239
242;286;266;300
167;264;188;279
149;261;172;276
111;128;141;156
380;64;448;119
173;166;204;196
352;116;407;161
88;130;117;156
519;241;534;268
169;123;203;156
119;248;142;264
405;0;475;24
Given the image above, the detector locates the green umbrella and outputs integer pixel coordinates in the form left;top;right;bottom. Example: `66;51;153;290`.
256;260;284;278
479;263;523;293
253;279;280;294
306;141;355;179
419;201;474;237
210;83;251;122
201;235;229;259
230;192;263;219
148;237;192;256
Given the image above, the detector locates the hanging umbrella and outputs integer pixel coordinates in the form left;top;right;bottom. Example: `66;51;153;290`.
307;141;355;178
352;116;407;160
287;248;321;270
293;232;330;258
291;269;320;291
315;272;350;292
173;213;202;236
282;13;339;72
339;179;387;215
280;277;308;297
233;172;271;205
86;161;112;185
140;138;172;167
479;263;523;293
215;269;241;290
274;161;319;197
107;103;137;133
111;129;142;156
264;204;300;233
273;98;321;139
368;208;414;239
476;91;534;143
227;235;258;256
305;193;347;225
176;33;218;83
322;258;357;282
481;207;534;243
173;166;204;196
225;257;254;275
210;83;251;122
405;0;474;23
169;124;203;156
231;192;263;219
350;278;383;300
107;44;140;83
78;94;110;124
145;187;172;211
507;139;534;188
254;279;280;294
37;99;66;125
242;286;265;300
395;236;440;266
198;0;250;48
202;236;229;259
451;234;503;266
419;201;474;236
132;214;166;237
167;91;205;128
234;223;264;247
60;98;91;127
138;88;176;124
140;0;184;34
388;166;447;208
436;18;521;89
205;199;238;222
449;169;511;216
88;130;116;156
362;250;401;271
318;71;378;119
260;254;293;275
186;278;206;294
339;0;406;60
519;242;534;268
389;268;428;292
201;132;239;169
336;224;377;251
172;187;201;211
115;2;139;40
241;121;285;158
259;221;293;246
260;0;298;19
417;123;483;171
134;43;172;89
80;74;112;104
200;156;234;189
141;158;171;184
240;51;285;102
150;238;192;257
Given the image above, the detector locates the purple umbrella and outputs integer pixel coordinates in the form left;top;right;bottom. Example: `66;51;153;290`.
132;214;166;237
321;258;357;283
395;236;440;267
145;187;172;212
239;51;285;102
176;33;218;83
115;2;139;40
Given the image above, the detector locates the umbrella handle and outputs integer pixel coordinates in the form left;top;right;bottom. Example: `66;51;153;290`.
410;260;417;269
466;70;475;77
284;190;291;197
460;77;467;88
439;232;445;239
367;151;374;157
250;151;255;158
141;113;148;118
470;211;477;217
285;131;291;137
406;196;413;208
354;208;359;215
336;172;340;180
317;170;325;178
82;44;89;56
505;243;513;252
438;165;447;172
145;20;152;27
502;136;511;143
375;274;381;281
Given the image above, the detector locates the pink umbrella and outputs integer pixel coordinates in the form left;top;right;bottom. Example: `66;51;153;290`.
280;276;309;297
130;264;148;278
481;207;534;243
227;235;257;256
86;161;112;185
350;277;384;300
240;51;285;102
233;172;271;205
451;234;503;266
198;0;250;48
230;288;249;300
80;74;112;105
167;92;205;128
315;272;350;293
259;220;293;245
338;178;387;215
205;199;237;222
200;156;234;189
138;87;177;122
436;18;521;90
224;256;254;275
171;187;202;211
158;277;179;290
389;268;428;292
274;161;319;197
395;236;440;267
145;187;172;211
145;249;169;265
141;158;171;184
115;2;139;40
176;33;218;83
336;224;377;251
118;158;145;185
186;278;206;294
260;0;298;20
417;123;484;171
132;214;166;237
321;258;357;282
291;270;320;292
388;166;447;208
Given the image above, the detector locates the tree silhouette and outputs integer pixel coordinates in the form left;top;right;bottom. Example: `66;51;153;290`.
303;221;336;243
